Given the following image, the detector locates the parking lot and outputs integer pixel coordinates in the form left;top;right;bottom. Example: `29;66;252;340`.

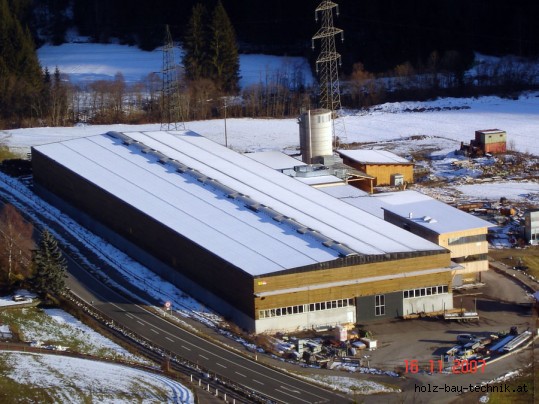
338;267;536;403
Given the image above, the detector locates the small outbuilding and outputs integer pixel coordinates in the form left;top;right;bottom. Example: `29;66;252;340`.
337;149;414;187
524;209;539;245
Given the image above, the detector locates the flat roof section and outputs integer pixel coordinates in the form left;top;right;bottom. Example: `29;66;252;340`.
338;149;411;164
323;187;494;234
294;175;344;186
245;151;305;170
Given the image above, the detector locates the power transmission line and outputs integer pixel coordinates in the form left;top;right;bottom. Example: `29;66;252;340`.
312;1;347;149
160;25;185;131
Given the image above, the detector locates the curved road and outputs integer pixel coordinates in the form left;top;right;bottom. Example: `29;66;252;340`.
66;254;349;404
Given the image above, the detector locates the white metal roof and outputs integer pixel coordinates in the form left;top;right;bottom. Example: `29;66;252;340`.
378;191;495;233
294;175;344;186
338;149;411;164
244;151;305;170
320;186;494;234
320;185;369;199
34;131;444;276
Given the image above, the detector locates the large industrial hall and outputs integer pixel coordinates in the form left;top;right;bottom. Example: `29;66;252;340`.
32;130;457;333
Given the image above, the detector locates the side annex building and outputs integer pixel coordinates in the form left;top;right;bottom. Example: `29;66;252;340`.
32;131;456;333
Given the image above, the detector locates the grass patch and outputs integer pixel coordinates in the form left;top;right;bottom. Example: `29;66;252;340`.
0;145;21;161
486;371;535;403
489;246;539;279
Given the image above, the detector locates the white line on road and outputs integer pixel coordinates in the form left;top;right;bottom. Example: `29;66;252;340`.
235;371;246;377
253;379;264;385
199;354;209;360
216;363;227;368
281;386;300;394
137;320;144;325
125;313;134;319
165;336;174;342
150;329;159;334
275;389;313;403
181;346;191;351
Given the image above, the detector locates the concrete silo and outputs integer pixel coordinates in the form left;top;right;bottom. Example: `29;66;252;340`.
298;109;333;164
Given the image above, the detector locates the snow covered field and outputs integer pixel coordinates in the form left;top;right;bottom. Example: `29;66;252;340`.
1;351;193;403
37;43;314;88
2;92;539;157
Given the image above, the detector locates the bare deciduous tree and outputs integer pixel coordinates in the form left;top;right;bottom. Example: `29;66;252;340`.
0;204;34;289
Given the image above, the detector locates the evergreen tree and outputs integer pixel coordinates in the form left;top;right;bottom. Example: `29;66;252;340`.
183;3;209;81
208;1;240;92
0;0;43;127
32;230;67;297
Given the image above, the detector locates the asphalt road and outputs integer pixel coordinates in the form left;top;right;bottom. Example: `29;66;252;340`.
65;253;349;404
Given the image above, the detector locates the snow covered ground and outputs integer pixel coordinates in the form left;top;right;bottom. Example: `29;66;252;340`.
0;294;193;403
0;295;149;362
2;92;538;158
1;351;193;403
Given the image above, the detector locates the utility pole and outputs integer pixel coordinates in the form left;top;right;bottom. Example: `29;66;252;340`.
312;1;347;149
160;25;185;131
223;97;228;148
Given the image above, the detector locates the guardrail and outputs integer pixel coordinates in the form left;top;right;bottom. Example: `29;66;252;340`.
63;291;277;404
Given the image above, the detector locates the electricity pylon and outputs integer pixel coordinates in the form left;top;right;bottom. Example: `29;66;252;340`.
160;25;185;131
312;1;347;148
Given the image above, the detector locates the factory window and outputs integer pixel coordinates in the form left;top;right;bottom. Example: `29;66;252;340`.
258;298;355;319
375;295;385;316
453;254;488;263
403;285;449;299
447;234;486;246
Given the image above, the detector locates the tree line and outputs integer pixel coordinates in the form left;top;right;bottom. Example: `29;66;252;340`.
32;0;539;72
1;0;538;129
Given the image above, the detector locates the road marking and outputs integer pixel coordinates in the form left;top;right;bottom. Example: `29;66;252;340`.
150;329;159;334
216;363;227;368
281;386;300;394
105;302;332;401
235;371;246;377
137;320;144;326
275;389;312;403
199;354;209;360
253;379;264;385
125;313;134;319
165;336;174;342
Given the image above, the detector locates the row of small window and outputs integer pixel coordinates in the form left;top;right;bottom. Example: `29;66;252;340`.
447;234;486;246
453;253;488;263
403;285;448;299
258;298;355;319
